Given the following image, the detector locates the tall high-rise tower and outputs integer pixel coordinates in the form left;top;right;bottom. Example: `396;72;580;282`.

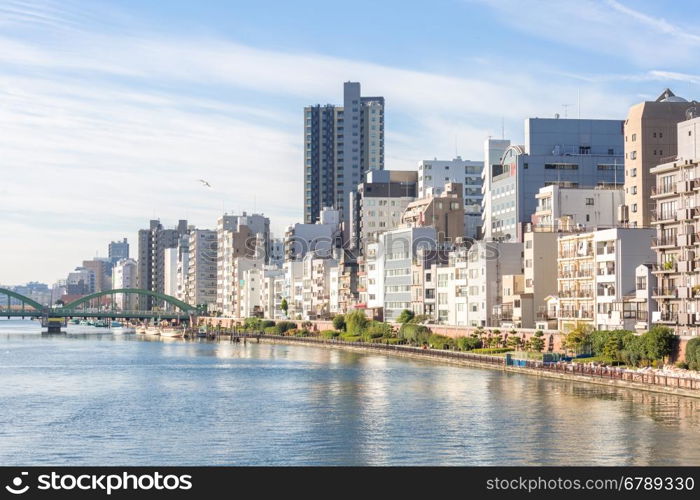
304;82;384;235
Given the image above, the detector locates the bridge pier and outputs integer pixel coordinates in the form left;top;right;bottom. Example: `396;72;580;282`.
42;316;66;334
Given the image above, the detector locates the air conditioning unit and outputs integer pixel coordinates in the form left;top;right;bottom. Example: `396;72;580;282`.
618;204;629;223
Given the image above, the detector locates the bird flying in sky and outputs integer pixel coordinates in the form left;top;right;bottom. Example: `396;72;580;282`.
197;179;212;188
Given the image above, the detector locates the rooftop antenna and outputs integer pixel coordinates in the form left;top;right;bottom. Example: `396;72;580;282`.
501;117;505;139
577;88;581;119
562;104;572;119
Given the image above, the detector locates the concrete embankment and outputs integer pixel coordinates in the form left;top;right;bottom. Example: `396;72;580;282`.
246;335;700;400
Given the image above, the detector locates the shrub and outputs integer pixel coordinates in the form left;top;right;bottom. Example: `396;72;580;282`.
263;326;277;335
676;361;690;370
340;333;362;342
346;310;369;336
470;347;512;355
399;323;431;345
364;321;393;340
428;334;453;350
243;317;262;331
332;314;346;332
275;321;296;334
457;336;482;351
320;329;340;339
686;337;700;371
261;320;276;329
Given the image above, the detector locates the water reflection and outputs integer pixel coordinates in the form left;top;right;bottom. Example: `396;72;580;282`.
0;319;699;466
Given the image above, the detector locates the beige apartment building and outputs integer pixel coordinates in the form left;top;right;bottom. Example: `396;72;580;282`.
624;89;694;228
650;113;700;336
402;182;464;243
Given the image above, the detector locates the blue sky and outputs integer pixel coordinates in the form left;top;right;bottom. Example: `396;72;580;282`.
2;0;700;284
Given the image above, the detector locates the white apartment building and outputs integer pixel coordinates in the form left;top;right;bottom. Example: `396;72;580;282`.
285;207;341;261
284;260;304;320
259;267;285;320
112;258;137;310
557;228;655;332
379;226;437;321
301;253;338;320
418;157;483;239
465;241;524;327
533;184;624;231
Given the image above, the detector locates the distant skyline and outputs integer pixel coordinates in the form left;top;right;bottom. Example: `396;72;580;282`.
2;0;700;284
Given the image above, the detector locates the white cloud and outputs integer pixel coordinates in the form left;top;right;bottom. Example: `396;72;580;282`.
469;0;700;67
0;0;693;283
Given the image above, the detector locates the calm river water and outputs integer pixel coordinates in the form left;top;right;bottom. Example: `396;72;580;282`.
1;319;699;466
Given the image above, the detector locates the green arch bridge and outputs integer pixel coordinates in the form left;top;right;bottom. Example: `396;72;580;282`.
0;288;199;322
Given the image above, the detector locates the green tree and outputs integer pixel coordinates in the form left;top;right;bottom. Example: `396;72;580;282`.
397;309;415;324
280;298;288;317
506;335;522;351
562;324;593;356
332;314;346;332
685;338;700;370
644;326;676;363
345;310;369;336
620;334;646;367
530;330;545;352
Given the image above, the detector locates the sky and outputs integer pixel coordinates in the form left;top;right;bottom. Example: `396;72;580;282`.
2;0;700;285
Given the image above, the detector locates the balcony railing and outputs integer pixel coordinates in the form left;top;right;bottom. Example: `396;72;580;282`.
559;309;594;319
651;236;677;247
559;290;594;298
651;184;677;197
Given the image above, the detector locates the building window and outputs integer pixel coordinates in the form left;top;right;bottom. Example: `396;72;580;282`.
631;133;636;141
585;198;594;206
632;203;637;212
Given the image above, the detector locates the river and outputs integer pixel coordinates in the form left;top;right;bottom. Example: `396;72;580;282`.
1;319;698;466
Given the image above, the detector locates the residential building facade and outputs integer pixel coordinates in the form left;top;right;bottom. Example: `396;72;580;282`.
304;82;385;234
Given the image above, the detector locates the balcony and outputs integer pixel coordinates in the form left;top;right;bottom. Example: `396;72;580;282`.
678;179;695;193
559;289;594;298
650;209;677;224
677;208;694;221
678;259;696;273
559;270;594;279
652;287;676;298
651;236;677;248
559;309;594;319
678;233;696;247
652;262;677;274
650;183;677;198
